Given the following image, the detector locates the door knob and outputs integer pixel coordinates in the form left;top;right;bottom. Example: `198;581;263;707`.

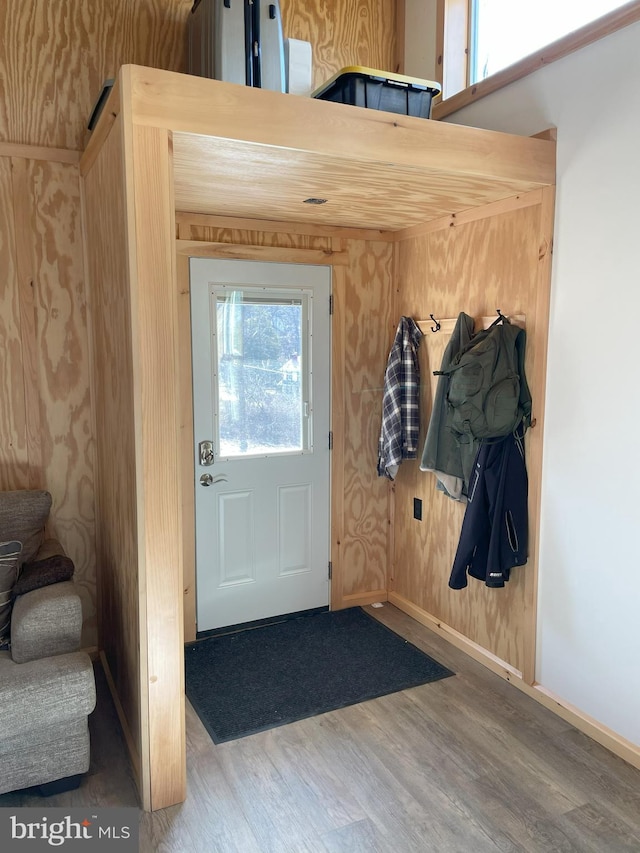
200;473;228;487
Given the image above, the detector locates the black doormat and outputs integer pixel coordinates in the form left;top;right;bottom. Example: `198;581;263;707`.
185;607;454;744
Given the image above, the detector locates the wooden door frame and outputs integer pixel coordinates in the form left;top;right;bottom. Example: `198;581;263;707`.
176;240;347;642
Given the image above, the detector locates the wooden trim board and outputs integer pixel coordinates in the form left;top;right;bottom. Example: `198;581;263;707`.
175;240;348;265
341;590;389;608
81;76;122;178
417;313;525;337
131;124;186;811
177;251;197;646
175;212;395;243
126;65;555;190
394;189;545;241
330;261;346;612
395;0;406;74
521;184;555;684
0;141;80;164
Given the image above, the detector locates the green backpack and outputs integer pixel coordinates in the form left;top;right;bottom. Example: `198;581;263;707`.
435;315;532;441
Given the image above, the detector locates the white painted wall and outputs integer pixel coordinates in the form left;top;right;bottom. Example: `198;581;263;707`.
407;20;640;747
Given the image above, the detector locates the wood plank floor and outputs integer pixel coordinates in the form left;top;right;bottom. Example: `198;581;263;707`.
2;604;639;852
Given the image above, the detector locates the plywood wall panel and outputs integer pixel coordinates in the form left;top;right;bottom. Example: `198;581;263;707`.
0;157;29;490
341;240;394;597
83;116;141;772
10;157;44;490
0;0;191;151
0;0;396;152
283;0;399;90
392;205;543;671
25;158;96;642
0;153;96;642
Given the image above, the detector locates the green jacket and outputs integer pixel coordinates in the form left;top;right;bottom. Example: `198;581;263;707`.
420;312;477;499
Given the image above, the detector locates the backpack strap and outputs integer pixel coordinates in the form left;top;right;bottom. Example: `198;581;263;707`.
515;328;532;429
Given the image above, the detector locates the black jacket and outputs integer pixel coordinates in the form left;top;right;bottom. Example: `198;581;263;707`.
449;428;528;589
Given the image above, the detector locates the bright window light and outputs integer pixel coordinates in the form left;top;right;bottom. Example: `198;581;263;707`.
471;1;629;82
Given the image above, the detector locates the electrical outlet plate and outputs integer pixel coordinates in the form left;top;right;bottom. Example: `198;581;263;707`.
413;497;423;521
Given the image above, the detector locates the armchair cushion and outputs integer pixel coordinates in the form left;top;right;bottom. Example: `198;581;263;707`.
0;650;95;796
0;651;95;740
13;554;75;597
0;718;90;796
10;582;82;664
0;490;52;565
0;541;22;644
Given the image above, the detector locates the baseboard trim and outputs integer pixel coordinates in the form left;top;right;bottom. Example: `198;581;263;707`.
388;592;640;771
99;651;143;798
341;589;388;608
526;683;640;771
387;592;522;680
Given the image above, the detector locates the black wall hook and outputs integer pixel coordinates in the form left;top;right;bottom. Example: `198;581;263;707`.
430;314;441;332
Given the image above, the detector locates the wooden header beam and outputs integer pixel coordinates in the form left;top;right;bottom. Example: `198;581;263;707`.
125;65;555;188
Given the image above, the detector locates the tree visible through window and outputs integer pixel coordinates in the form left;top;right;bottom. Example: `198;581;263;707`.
215;291;309;458
470;0;629;82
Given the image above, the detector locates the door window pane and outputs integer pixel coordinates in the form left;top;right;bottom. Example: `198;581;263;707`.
213;288;309;458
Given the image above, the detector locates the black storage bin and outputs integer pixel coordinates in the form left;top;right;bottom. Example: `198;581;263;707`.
312;66;441;119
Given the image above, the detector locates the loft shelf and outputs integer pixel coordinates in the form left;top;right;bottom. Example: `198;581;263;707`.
83;65;555;232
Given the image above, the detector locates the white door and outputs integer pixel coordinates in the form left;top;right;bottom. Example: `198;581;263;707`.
190;258;331;632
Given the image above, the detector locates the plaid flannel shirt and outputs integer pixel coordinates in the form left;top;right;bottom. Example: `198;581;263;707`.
377;316;422;480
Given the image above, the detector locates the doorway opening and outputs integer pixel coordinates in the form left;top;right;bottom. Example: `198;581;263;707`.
189;258;332;632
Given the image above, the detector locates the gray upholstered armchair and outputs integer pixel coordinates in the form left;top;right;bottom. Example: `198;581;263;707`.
0;490;96;796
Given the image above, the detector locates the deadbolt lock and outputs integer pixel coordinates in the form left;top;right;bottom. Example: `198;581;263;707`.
199;440;214;466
